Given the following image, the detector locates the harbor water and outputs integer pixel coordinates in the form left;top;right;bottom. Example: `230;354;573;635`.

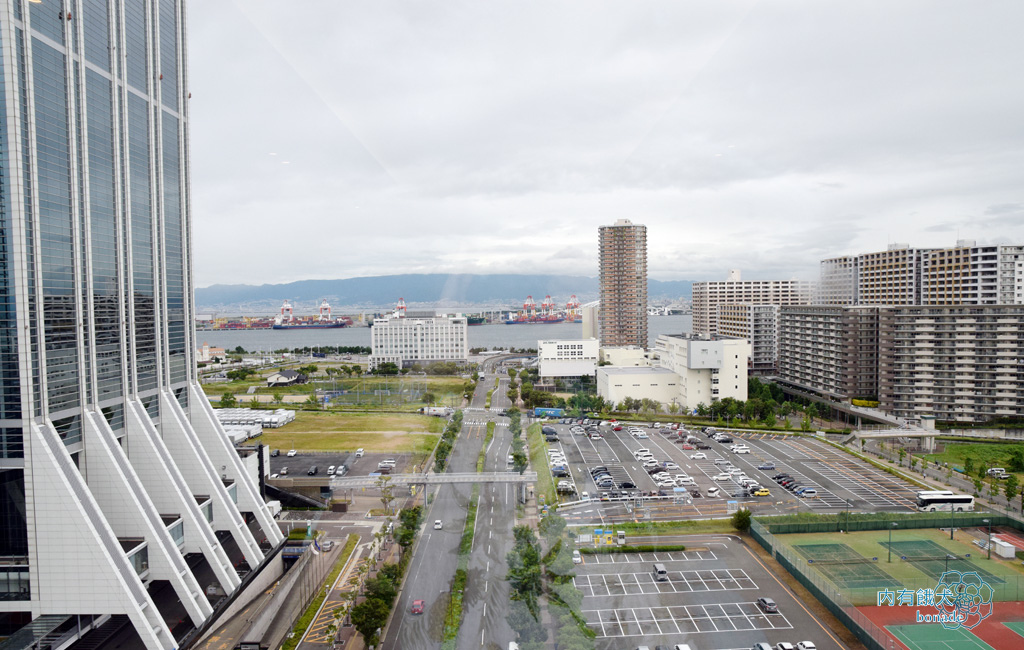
197;314;693;353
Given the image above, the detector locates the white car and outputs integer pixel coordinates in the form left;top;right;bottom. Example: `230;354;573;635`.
642;460;659;469
633;448;651;456
662;462;680;470
689;452;707;460
733;447;751;454
286;449;297;457
572;550;582;564
635;432;649;439
677;477;697;486
434;520;442;530
713;473;733;481
796;643;816;650
728;467;744;475
706;487;721;497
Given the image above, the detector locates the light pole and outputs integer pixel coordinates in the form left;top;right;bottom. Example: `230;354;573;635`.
984;518;992;560
889;522;898;563
951;502;956;540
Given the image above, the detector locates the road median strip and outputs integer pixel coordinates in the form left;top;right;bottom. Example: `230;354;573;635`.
441;484;480;649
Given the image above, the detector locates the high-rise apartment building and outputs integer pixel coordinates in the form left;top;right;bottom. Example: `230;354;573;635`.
717;304;779;373
691;272;812;336
777;306;880;401
878;305;1024;422
598;219;647;347
819;241;1024;307
0;2;282;647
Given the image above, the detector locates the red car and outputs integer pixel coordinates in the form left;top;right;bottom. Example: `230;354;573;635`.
613;425;623;431
681;444;694;450
411;599;425;615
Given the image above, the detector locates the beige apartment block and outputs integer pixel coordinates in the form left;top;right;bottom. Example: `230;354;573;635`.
718;304;779;373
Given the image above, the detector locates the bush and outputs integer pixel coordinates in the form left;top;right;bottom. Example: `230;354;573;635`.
580;544;687;555
732;508;751;532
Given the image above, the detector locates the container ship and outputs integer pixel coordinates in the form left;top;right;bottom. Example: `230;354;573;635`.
503;294;575;324
272;299;350;330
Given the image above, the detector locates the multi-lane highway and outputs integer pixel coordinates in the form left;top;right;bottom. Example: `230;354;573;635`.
383;363;516;649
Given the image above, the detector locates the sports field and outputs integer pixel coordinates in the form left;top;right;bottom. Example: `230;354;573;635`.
774;527;1024;649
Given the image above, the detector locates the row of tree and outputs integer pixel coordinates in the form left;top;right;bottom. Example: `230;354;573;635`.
348;505;422;646
433;411;464;472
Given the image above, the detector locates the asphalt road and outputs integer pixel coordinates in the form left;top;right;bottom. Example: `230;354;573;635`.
457;410;517;650
382;371;500;650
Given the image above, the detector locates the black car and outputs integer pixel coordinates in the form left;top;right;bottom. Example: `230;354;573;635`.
696;443;711;450
787;483;804;492
270;449;280;457
619;481;636;489
689;489;702;498
647;467;668;475
772;473;788;480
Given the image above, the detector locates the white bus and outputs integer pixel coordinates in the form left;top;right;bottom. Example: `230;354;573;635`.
916;490;975;512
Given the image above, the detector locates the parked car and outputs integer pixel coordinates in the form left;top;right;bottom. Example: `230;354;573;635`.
796;643;817;650
619;481;636;489
690;452;707;460
279;466;288;475
758;462;776;470
775;644;794;650
758;597;779;613
753;488;771;497
327;465;336;475
286;449;297;457
270;449;280;457
706;486;721;497
572;550;582;564
713;473;732;481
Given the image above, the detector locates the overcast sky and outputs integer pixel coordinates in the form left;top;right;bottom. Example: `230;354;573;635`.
187;1;1024;288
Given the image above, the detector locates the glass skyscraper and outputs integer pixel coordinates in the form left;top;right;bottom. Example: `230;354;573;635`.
0;1;282;647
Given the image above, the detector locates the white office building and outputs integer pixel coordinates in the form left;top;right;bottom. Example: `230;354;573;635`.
369;312;469;369
537;339;599;379
0;2;284;647
597;335;750;411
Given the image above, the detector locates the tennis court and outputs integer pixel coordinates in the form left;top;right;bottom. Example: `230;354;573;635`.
886;623;994;650
794;543;902;591
883;539;1006;584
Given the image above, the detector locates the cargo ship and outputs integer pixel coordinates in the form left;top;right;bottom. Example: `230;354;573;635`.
467;315;486;325
272;299;350;329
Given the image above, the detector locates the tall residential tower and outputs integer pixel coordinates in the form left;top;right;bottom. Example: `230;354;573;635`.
598;219;647;347
0;1;282;647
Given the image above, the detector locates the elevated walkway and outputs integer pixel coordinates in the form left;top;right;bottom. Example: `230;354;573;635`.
329;471;538;489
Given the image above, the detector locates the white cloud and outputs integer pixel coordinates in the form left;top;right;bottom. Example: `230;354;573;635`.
188;0;1024;286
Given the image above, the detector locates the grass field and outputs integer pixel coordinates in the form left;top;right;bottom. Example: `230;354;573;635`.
923;441;1024;475
526;422;556;506
777;527;1024;605
256;411;442;456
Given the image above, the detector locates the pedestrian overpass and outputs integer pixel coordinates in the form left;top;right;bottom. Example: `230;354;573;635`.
328;472;538;489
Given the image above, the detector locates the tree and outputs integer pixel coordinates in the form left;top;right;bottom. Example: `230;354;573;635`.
1009;450;1024;472
964;455;975;476
306;394;320;408
731;507;751;532
249;395;260;408
898;448;907;467
1005;475;1019;507
219;393;236;408
973;477;984;496
349;597;390;645
273;391;284;405
910;456;918;472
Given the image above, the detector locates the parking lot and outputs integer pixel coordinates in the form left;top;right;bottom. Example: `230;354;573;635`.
574;541;844;649
542;419;919;523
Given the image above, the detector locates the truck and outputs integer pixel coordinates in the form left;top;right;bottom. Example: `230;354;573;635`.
421;406;454;417
534;407;564;418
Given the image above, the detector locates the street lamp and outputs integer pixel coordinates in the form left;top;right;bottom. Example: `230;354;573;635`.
889;522;898;563
983;518;992;560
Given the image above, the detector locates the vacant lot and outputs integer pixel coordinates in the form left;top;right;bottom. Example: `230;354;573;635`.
258;411;442;456
923;441;1024;475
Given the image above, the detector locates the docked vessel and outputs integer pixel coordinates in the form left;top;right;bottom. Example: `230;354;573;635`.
272;299;350;329
467;315;486;325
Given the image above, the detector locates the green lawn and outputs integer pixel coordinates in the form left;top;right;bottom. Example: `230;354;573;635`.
923;441;1024;474
256;411;441;457
526;422;556;506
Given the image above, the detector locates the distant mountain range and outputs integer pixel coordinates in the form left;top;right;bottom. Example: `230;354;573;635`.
194;273;692;314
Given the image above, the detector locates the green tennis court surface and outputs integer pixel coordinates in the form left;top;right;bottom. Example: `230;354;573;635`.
882;540;1005;584
1005;621;1024;639
794;543;902;590
887;623;994;650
